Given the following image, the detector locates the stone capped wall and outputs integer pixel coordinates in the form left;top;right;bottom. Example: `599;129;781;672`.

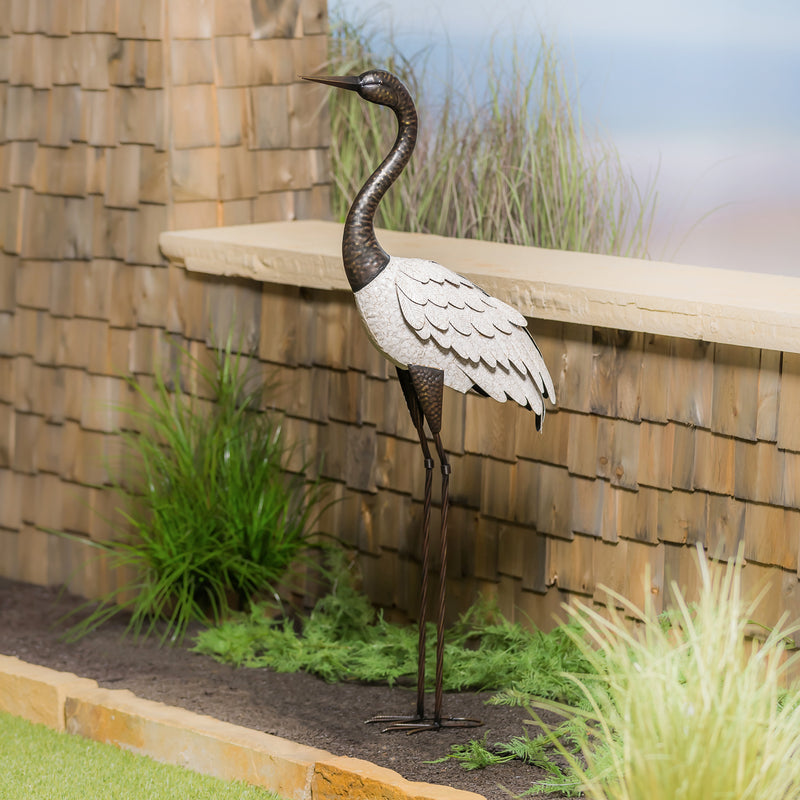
160;222;800;634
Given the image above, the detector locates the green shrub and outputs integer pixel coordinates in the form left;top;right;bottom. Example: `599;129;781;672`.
64;338;327;643
532;549;800;799
327;13;658;257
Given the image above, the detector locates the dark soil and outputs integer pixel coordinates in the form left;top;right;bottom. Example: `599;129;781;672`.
0;577;572;800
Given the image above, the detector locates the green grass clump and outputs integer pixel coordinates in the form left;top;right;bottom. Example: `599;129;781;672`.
0;711;282;800
64;337;327;643
327;12;657;257
533;550;800;800
194;562;594;704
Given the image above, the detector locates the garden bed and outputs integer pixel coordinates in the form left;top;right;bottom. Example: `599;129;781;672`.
0;577;568;800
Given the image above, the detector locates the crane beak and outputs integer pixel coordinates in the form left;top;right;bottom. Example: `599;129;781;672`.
301;74;361;92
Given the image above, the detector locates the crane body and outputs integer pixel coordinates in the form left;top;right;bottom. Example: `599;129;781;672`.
355;255;553;414
303;69;555;732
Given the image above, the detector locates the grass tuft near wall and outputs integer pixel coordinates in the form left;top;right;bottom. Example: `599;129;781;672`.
534;548;800;799
60;337;328;644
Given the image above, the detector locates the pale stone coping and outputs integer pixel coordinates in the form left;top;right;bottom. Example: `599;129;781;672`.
0;654;485;800
160;219;800;355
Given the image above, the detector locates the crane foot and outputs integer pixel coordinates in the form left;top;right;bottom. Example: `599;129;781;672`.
365;714;482;734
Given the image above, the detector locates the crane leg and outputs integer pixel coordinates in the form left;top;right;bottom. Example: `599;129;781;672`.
367;365;481;734
431;429;449;725
366;368;433;727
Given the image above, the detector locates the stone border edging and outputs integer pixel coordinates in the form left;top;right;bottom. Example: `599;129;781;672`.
0;655;485;800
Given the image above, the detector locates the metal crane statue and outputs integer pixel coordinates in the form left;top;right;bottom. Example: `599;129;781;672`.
303;69;556;732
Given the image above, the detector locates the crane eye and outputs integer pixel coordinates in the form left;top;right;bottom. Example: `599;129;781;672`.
360;80;396;106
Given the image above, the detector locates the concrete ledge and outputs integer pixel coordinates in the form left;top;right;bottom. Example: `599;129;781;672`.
0;654;485;800
160;219;800;355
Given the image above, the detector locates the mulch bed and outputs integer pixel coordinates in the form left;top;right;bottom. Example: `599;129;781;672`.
0;577;573;800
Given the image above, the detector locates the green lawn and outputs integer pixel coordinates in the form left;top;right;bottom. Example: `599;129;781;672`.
0;711;284;800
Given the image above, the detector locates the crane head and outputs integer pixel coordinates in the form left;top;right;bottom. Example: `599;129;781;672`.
301;69;410;110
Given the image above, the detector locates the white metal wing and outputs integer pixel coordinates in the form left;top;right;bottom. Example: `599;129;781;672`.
394;258;556;420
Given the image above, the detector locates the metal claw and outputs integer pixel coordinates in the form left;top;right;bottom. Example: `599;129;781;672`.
371;715;483;735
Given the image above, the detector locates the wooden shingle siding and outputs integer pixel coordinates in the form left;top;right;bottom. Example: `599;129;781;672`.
5;0;800;638
1;0;331;596
274;304;800;631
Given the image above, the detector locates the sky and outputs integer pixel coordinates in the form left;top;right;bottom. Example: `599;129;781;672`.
328;0;800;274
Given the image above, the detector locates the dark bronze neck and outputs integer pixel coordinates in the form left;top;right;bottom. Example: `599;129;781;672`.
342;84;418;292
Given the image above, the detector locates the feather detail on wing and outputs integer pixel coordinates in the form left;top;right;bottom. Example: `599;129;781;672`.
394;259;556;417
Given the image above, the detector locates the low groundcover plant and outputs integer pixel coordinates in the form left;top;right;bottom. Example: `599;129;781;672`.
194;556;594;703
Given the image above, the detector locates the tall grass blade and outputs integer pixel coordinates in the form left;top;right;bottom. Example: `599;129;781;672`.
327;15;659;258
530;547;800;799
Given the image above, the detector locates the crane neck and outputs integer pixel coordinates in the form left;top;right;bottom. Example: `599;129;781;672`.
342;97;417;292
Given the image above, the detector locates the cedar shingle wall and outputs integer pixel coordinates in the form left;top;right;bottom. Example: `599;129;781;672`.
0;0;331;593
256;288;800;633
2;0;799;635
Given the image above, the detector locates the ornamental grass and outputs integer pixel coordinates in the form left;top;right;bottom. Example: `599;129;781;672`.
534;549;800;799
